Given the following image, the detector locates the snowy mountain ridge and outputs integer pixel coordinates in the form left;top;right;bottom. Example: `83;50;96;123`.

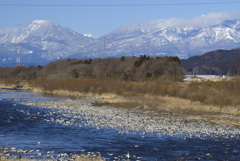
84;19;240;59
1;19;240;66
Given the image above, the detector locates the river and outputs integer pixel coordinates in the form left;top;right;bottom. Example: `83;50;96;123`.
0;89;239;160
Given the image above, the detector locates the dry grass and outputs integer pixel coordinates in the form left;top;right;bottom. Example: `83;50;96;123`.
5;77;240;113
2;76;240;126
93;93;240;126
74;154;105;161
0;154;105;161
33;77;240;108
98;93;240;115
0;157;29;161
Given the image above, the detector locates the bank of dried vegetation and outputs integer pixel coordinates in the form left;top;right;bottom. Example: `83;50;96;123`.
0;56;240;113
0;154;105;161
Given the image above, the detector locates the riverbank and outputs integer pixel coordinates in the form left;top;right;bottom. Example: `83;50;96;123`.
32;87;240;127
1;83;240;127
23;96;240;138
1;88;240;160
0;147;105;161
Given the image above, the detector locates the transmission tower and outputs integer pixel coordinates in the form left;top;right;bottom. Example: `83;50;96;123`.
16;45;20;67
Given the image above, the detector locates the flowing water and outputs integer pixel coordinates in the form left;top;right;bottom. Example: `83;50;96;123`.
0;89;239;160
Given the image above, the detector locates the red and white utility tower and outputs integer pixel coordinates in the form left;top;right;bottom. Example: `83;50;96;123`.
16;44;20;67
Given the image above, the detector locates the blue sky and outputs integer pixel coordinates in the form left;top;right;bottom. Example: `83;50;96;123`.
1;0;240;37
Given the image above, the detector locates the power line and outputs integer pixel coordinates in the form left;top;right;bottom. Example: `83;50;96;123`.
1;2;240;7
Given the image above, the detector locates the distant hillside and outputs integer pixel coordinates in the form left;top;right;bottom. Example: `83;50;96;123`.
181;48;240;75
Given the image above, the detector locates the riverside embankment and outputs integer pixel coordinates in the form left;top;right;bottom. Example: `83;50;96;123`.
1;83;240;127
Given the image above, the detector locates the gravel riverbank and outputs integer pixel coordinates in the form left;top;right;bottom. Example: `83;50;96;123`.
1;95;240;161
23;96;240;138
0;146;105;161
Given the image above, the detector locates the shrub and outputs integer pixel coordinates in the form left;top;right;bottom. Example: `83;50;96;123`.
167;84;179;97
177;88;189;99
187;92;207;102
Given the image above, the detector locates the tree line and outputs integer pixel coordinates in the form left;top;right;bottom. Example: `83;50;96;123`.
0;55;184;82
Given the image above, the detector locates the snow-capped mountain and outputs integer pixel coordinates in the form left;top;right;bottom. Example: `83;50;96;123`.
1;19;240;66
0;20;94;66
81;19;240;59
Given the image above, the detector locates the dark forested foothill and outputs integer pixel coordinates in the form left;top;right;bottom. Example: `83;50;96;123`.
0;66;40;80
181;48;240;75
0;55;185;94
0;55;186;101
0;55;183;81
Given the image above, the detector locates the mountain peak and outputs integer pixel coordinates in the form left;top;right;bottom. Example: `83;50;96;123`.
217;19;240;29
84;34;95;38
32;20;52;24
29;20;58;28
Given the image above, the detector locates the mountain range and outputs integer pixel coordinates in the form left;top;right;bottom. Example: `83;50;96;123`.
1;19;240;66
